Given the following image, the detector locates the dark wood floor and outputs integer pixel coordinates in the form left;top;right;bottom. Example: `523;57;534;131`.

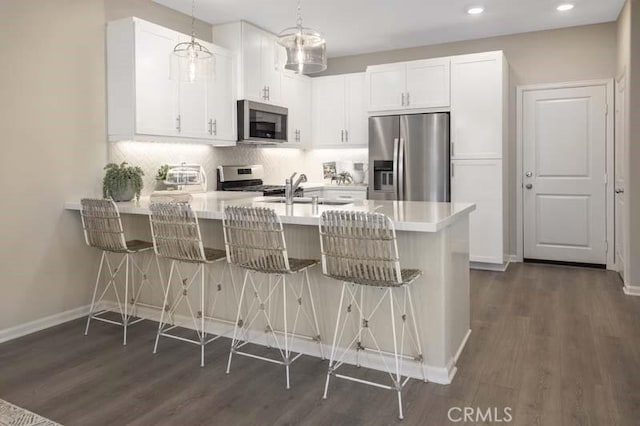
1;263;639;425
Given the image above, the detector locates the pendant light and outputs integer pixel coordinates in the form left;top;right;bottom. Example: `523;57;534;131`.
172;0;213;83
277;0;327;74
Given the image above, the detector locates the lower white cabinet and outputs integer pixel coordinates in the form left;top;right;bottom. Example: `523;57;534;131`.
451;159;505;265
304;187;367;200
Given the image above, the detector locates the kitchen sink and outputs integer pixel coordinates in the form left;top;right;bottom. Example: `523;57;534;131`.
258;197;353;206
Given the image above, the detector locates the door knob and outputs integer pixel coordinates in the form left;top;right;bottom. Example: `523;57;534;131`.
525;184;533;189
525;171;533;178
615;189;624;194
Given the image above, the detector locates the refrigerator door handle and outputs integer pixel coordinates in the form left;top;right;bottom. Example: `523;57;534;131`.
398;138;405;201
393;137;399;199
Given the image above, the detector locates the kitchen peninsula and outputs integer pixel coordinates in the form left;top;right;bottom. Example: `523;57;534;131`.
65;192;474;384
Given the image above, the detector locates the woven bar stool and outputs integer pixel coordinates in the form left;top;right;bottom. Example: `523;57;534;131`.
319;210;427;420
149;202;234;367
81;198;164;346
223;206;324;390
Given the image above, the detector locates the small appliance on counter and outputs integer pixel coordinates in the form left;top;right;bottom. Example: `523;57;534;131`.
217;165;303;197
163;163;207;193
150;163;207;202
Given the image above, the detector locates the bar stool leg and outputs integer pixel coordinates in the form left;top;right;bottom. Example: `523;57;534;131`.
154;260;175;354
389;287;403;420
123;254;129;346
227;269;249;375
304;270;325;359
85;251;106;336
282;274;290;390
200;263;206;368
407;286;427;382
323;281;347;400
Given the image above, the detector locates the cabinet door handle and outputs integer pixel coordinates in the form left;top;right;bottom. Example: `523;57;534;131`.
176;115;181;132
208;119;213;135
341;130;344;142
451;142;455;157
451;163;455;178
406;92;410;106
345;129;349;142
401;93;405;106
213;119;217;136
266;86;270;101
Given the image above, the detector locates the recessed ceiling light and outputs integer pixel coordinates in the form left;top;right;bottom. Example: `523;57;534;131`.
467;7;484;15
557;3;575;11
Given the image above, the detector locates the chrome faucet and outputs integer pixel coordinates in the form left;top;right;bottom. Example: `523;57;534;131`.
285;172;307;205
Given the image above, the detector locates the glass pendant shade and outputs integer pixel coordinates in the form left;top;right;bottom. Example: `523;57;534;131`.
279;27;327;74
278;0;327;74
170;0;213;83
172;36;213;83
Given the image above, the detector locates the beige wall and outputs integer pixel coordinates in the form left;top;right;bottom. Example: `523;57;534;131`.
319;23;619;256
0;0;210;332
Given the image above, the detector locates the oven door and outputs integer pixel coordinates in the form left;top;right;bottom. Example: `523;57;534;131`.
237;100;288;144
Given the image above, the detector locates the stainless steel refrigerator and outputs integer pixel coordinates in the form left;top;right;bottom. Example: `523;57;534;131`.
368;113;450;202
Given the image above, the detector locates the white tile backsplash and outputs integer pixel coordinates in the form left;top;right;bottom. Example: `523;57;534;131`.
109;141;367;195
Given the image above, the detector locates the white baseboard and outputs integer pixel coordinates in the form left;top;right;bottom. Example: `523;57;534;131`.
0;305;91;344
508;255;521;263
104;302;457;385
470;260;510;272
623;284;640;296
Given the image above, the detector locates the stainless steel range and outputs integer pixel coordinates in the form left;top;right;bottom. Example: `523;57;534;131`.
216;165;303;197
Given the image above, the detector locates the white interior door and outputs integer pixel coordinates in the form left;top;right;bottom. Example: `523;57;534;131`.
614;77;627;278
523;85;608;264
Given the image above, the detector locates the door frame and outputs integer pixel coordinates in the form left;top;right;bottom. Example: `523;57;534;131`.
515;79;615;269
615;70;631;286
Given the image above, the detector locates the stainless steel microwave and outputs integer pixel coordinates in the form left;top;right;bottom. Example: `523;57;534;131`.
237;100;288;144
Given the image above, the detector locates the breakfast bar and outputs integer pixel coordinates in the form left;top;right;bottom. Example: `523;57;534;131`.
65;192;475;384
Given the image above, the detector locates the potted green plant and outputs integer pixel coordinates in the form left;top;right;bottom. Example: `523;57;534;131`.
155;164;170;190
103;162;144;202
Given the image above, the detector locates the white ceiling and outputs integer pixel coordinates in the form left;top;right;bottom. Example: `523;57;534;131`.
153;0;625;58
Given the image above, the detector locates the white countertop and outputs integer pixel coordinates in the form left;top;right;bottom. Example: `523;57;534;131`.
65;191;475;233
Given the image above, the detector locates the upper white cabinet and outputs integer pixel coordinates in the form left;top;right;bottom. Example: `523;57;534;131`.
282;72;312;147
213;21;283;105
207;45;237;142
107;17;236;145
311;73;367;148
366;58;450;112
450;51;507;159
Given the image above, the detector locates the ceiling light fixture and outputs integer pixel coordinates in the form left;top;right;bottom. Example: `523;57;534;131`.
172;0;213;83
556;3;575;11
278;0;327;74
467;6;485;15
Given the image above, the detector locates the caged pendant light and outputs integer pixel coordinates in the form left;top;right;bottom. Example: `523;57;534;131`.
172;0;213;82
277;0;327;74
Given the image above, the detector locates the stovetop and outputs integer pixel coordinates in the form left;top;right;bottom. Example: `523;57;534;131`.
216;165;303;196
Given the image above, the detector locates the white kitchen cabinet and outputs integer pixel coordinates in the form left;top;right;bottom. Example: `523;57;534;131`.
311;73;367;148
111;18;179;138
322;187;367;200
107;17;236;145
450;51;507;159
366;58;450;112
303;187;368;200
451;159;505;265
213;21;283;105
282;72;311;147
207;46;237;143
